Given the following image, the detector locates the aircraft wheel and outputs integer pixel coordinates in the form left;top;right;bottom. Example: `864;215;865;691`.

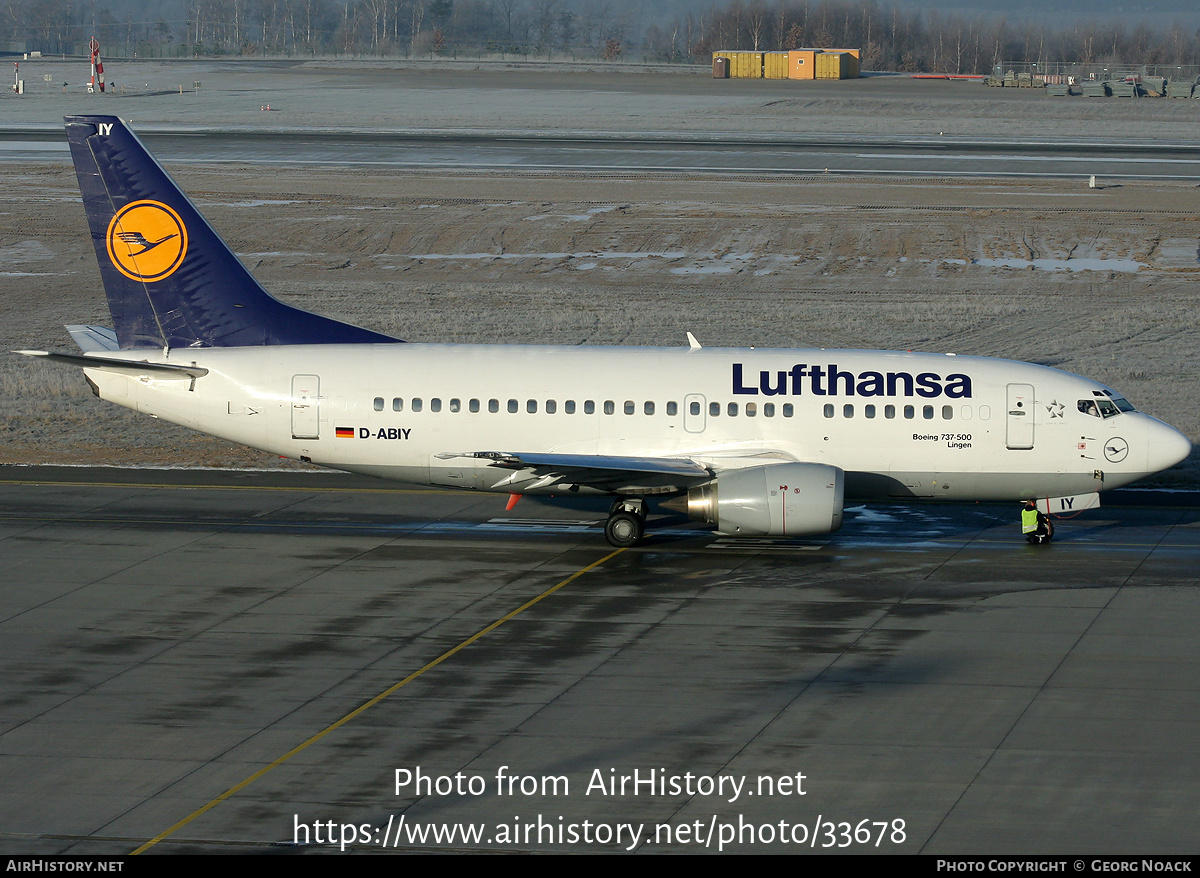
605;511;644;548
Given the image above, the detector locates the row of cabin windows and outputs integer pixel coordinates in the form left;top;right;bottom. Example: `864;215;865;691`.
371;397;990;420
372;397;799;417
822;403;991;420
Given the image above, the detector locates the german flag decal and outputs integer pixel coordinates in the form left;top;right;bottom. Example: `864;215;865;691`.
335;426;355;438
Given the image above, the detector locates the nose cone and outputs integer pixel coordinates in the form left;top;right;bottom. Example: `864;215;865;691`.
1147;420;1192;474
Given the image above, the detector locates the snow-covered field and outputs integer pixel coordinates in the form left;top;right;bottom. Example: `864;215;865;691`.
1;63;1196;484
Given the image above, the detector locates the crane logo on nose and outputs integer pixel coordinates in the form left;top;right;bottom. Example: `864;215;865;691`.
1104;437;1129;463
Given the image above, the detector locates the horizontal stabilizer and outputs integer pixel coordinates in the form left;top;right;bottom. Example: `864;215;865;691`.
16;349;209;379
66;325;120;352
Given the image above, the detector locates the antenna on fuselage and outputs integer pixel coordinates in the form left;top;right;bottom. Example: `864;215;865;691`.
686;332;701;350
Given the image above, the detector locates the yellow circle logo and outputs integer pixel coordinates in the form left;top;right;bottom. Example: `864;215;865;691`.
106;200;188;282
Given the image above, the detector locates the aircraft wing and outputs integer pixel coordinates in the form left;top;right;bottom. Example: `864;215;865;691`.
434;451;713;494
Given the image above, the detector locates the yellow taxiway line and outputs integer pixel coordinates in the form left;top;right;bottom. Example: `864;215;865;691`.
130;546;626;854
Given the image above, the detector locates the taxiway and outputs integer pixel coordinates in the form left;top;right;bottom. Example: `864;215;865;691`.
0;467;1196;853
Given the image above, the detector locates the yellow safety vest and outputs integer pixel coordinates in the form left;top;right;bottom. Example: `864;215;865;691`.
1022;508;1040;533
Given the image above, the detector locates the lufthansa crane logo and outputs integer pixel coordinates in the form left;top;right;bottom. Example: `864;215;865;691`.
106;200;188;282
1104;437;1129;463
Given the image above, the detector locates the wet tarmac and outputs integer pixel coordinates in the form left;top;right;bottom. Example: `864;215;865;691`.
0;466;1197;854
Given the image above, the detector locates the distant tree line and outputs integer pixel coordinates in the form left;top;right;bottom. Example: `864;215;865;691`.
3;0;1196;71
1;0;638;58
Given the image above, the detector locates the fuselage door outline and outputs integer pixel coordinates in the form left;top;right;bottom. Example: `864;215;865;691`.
683;393;706;434
291;373;321;440
1006;383;1035;450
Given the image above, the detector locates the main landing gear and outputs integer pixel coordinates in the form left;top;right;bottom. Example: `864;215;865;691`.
605;498;646;548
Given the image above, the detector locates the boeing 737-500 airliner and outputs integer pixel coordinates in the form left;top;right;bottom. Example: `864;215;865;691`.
18;116;1192;546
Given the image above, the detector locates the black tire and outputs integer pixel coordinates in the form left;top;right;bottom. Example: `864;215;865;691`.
605;511;644;548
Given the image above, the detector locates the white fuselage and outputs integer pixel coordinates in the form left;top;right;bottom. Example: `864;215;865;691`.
83;343;1188;502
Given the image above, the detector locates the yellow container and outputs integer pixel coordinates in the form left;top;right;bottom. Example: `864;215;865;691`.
816;51;857;79
736;52;764;78
814;51;838;79
763;52;790;79
787;49;818;79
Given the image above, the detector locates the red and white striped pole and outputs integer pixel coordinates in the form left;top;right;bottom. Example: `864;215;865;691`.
89;37;105;93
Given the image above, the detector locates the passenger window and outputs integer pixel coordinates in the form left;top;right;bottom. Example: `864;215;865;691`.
764;403;775;417
885;405;896;419
624;400;635;415
604;400;615;415
746;403;756;417
644;401;655;415
488;399;499;413
979;405;991;420
923;405;933;419
823;404;834;418
942;405;952;419
666;401;677;416
728;402;738;416
507;399;518;413
412;398;423;412
565;400;576;414
903;405;914;419
782;404;793;417
585;400;595;414
527;399;537;413
430;398;442;413
392;398;403;412
450;398;461;413
690;401;701;416
709;402;720;417
960;405;972;420
469;399;480;413
865;404;875;418
373;397;384;412
843;404;854;418
546;400;556;414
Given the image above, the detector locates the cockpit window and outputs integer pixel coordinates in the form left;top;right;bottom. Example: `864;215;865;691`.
1080;396;1137;419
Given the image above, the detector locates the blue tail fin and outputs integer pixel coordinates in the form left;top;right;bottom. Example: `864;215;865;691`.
65;115;402;350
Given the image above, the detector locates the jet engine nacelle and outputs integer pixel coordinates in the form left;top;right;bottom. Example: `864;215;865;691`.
686;463;844;536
